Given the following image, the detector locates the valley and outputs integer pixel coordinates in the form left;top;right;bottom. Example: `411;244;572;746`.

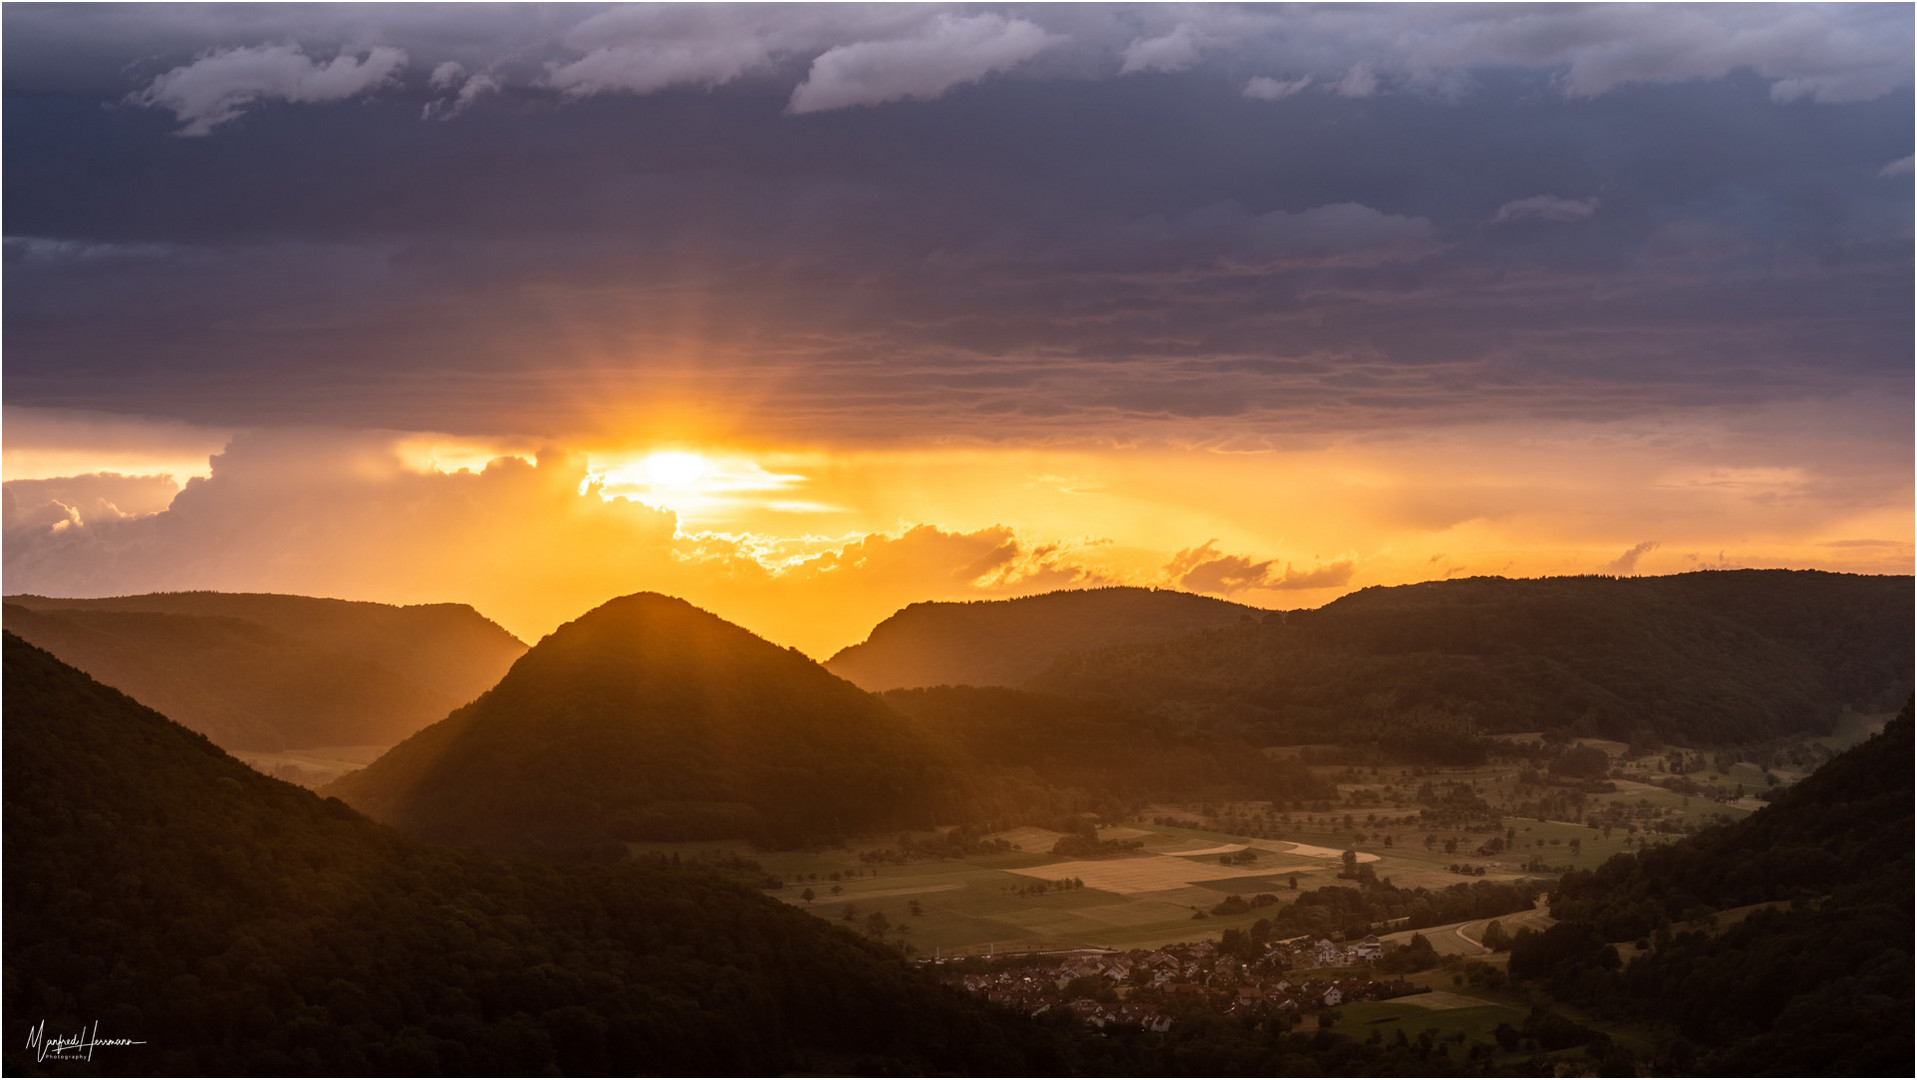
637;711;1894;958
6;575;1909;1075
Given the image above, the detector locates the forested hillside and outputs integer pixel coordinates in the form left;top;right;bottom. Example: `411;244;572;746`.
1;633;1065;1076
884;685;1331;809
327;593;966;855
1519;706;1912;1074
1029;571;1910;747
3;592;524;751
827;587;1262;691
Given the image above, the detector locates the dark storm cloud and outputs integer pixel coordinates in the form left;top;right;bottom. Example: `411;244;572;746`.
3;4;1910;441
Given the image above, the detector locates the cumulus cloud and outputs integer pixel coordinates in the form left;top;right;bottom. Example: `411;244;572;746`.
788;13;1061;114
1242;74;1312;100
43;3;1911;132
545;11;772;97
126;43;406;135
423;69;501;120
1603;540;1660;575
1491;195;1601;224
1165;541;1355;594
1335;61;1379;98
1119;23;1210;75
1387;5;1911;103
428;60;465;90
3;474;182;550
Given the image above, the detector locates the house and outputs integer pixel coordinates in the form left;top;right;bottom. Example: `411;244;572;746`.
1353;935;1384;962
1314;938;1343;967
1322;986;1343;1007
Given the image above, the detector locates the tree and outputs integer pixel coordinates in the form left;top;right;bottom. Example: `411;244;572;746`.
1340;848;1359;878
1552;745;1611;780
801;887;815;904
1380;932;1439;974
864;911;891;940
1481;919;1511;952
1220;928;1253;959
908;900;923;917
830;883;842;896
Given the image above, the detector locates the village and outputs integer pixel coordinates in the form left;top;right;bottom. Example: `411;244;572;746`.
929;934;1424;1032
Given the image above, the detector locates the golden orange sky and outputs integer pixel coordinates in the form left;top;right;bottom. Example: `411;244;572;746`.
5;404;1908;658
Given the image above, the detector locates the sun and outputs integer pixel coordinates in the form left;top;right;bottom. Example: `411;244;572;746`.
638;451;711;490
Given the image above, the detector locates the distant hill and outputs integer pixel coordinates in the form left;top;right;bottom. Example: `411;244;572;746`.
1528;705;1912;1074
826;586;1265;691
3;591;526;752
327;593;964;855
2;633;1060;1075
5;590;526;703
1029;571;1912;748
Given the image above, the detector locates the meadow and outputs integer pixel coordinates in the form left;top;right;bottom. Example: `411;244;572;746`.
626;730;1812;956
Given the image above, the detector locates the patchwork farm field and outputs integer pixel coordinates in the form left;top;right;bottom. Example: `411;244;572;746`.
631;731;1846;956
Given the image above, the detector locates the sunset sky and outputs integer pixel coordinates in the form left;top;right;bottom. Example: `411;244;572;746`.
5;3;1911;657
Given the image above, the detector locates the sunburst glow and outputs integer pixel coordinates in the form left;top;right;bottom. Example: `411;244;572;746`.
636;451;710;489
589;449;819;528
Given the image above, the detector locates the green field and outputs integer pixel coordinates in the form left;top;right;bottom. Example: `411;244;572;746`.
635;828;1361;954
1339;999;1525;1047
631;744;1775;956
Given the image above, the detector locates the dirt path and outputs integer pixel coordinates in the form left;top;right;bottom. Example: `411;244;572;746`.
1378;901;1554;957
1388;990;1493;1011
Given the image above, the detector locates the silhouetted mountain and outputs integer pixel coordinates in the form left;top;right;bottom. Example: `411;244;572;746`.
6;590;525;703
1029;571;1912;747
327;593;964;855
1528;706;1912;1074
3;592;525;752
826;586;1264;691
2;632;1061;1076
